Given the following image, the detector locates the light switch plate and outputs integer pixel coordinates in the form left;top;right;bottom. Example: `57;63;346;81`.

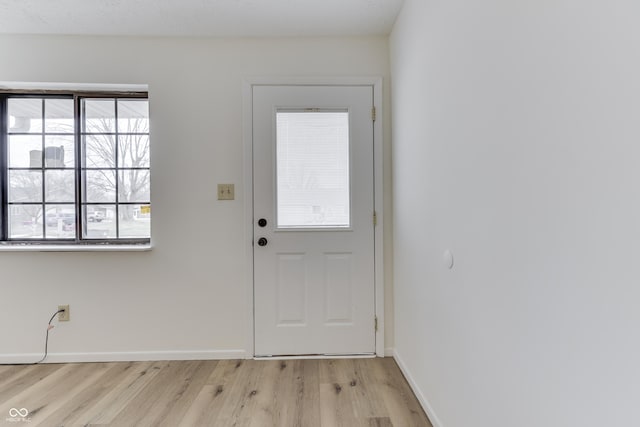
218;184;235;200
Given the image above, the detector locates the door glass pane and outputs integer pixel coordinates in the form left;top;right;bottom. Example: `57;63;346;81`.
276;111;350;228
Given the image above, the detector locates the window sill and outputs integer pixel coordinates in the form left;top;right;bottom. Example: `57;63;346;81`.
0;244;152;252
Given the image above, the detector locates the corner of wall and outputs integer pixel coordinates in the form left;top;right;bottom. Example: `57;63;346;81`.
392;349;444;427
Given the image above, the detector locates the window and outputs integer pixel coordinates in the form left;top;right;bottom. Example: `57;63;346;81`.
276;110;351;228
0;92;150;245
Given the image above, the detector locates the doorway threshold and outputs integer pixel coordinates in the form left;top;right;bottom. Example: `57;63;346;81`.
254;353;376;360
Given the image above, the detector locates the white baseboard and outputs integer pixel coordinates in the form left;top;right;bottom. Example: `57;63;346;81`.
392;349;444;427
384;346;395;357
0;349;248;364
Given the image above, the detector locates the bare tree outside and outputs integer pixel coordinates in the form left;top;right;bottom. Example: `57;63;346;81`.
83;98;150;238
84;118;150;220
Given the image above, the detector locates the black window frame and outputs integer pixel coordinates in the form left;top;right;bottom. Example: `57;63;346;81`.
0;90;150;246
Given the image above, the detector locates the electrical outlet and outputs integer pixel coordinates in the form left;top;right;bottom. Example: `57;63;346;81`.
58;305;70;321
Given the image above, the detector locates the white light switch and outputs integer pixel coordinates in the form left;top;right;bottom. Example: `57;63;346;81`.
218;184;235;200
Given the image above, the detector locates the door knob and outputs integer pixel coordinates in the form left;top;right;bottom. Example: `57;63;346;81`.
258;218;267;227
257;237;268;247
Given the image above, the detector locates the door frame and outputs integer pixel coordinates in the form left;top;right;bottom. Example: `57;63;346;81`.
242;77;385;357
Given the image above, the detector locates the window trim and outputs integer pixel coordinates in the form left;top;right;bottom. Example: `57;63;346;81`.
0;90;150;247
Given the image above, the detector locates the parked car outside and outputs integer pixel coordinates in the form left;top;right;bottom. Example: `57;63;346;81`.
46;212;75;228
88;211;104;222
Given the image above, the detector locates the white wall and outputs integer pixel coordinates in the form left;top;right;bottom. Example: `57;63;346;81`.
391;1;640;426
0;35;393;361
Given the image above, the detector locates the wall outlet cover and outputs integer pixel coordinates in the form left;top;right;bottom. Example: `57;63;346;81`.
58;305;70;321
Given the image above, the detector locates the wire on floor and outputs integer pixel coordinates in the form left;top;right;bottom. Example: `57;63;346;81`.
0;308;65;366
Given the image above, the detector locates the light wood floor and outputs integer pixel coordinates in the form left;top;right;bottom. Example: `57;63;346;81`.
0;357;432;427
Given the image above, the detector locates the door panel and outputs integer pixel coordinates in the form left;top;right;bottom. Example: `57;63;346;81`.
324;252;354;323
253;85;375;356
276;253;307;325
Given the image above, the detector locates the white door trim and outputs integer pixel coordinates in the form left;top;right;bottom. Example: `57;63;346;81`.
242;77;385;357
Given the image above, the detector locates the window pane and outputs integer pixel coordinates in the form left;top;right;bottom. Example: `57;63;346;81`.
119;169;150;203
83;99;115;133
45;136;74;167
9;205;43;239
85;170;116;203
9;135;42;168
9;170;42;202
8;98;42;133
45;99;74;134
44;205;76;239
83;134;115;168
276;111;350;228
83;205;116;239
118;100;149;133
119;204;151;238
118;135;150;168
45;170;75;202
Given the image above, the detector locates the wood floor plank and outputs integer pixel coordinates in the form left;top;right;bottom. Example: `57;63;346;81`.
178;359;244;426
349;358;390;419
318;359;364;427
29;362;115;427
72;361;163;425
0;364;24;387
297;359;322;427
1;364;76;411
177;384;220;426
43;362;134;426
272;359;320;427
154;360;218;427
367;417;394;426
0;364;62;403
0;357;433;427
213;359;266;426
373;358;433;427
108;360;212;427
319;359;352;385
3;363;105;426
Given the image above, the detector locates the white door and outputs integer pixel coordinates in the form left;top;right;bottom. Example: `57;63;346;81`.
253;85;376;356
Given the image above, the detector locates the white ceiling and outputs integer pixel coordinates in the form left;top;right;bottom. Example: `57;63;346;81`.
0;0;404;37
